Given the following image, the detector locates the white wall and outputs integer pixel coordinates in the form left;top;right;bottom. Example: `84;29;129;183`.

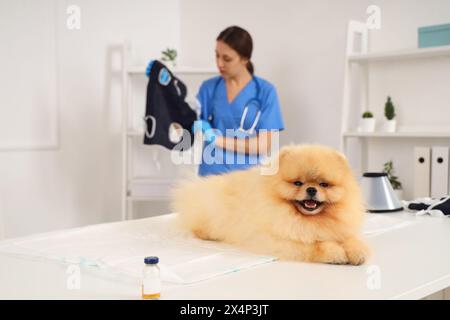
369;0;450;52
0;0;180;238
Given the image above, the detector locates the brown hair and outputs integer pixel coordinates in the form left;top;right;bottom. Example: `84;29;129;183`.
217;26;254;75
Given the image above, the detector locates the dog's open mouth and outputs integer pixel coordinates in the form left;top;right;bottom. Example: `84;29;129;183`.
293;199;323;213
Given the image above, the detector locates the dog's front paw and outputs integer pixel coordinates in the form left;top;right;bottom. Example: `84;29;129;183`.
313;241;348;265
342;238;370;266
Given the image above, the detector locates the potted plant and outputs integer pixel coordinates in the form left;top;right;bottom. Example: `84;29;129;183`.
383;96;397;132
383;160;403;200
161;48;177;69
359;111;376;132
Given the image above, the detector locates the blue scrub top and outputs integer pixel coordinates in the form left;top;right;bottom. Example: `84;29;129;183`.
196;75;285;176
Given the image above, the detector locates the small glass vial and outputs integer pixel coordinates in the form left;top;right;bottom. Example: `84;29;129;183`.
141;256;161;299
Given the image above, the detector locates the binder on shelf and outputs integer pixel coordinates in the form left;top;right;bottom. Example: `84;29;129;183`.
431;146;449;198
413;147;431;198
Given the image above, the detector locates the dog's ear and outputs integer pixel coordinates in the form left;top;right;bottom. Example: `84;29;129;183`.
333;150;350;165
335;150;348;161
259;145;293;176
278;146;291;160
278;144;302;170
277;143;297;162
275;146;294;168
331;149;353;175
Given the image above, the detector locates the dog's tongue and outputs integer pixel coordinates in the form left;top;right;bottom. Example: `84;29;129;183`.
305;200;317;208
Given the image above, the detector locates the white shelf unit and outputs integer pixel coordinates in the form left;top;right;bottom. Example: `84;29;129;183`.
340;21;450;176
121;42;217;220
347;44;450;63
343;131;450;138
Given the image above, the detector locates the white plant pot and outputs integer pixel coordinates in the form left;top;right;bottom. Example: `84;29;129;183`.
383;119;397;132
359;118;376;132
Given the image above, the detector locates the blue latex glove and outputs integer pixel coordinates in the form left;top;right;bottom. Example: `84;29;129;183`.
192;120;216;143
145;60;155;77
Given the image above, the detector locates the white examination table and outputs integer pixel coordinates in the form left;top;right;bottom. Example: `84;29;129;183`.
0;212;449;299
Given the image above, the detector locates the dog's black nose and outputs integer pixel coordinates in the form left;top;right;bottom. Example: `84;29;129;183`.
306;187;317;196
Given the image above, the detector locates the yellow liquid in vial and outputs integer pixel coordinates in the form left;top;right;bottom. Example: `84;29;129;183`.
141;285;160;299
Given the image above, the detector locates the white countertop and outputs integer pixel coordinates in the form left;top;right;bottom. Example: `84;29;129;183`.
1;212;449;300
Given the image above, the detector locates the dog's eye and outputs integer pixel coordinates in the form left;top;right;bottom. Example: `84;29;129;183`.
319;182;329;188
293;181;303;187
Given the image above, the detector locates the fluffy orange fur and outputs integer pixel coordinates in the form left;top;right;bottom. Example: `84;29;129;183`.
171;144;370;265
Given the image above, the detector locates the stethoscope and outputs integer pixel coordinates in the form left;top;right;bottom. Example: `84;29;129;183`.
208;77;262;135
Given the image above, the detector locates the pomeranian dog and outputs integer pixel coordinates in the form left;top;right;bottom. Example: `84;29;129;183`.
171;145;370;265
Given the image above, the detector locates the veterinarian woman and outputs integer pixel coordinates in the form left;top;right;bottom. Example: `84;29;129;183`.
193;26;285;176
